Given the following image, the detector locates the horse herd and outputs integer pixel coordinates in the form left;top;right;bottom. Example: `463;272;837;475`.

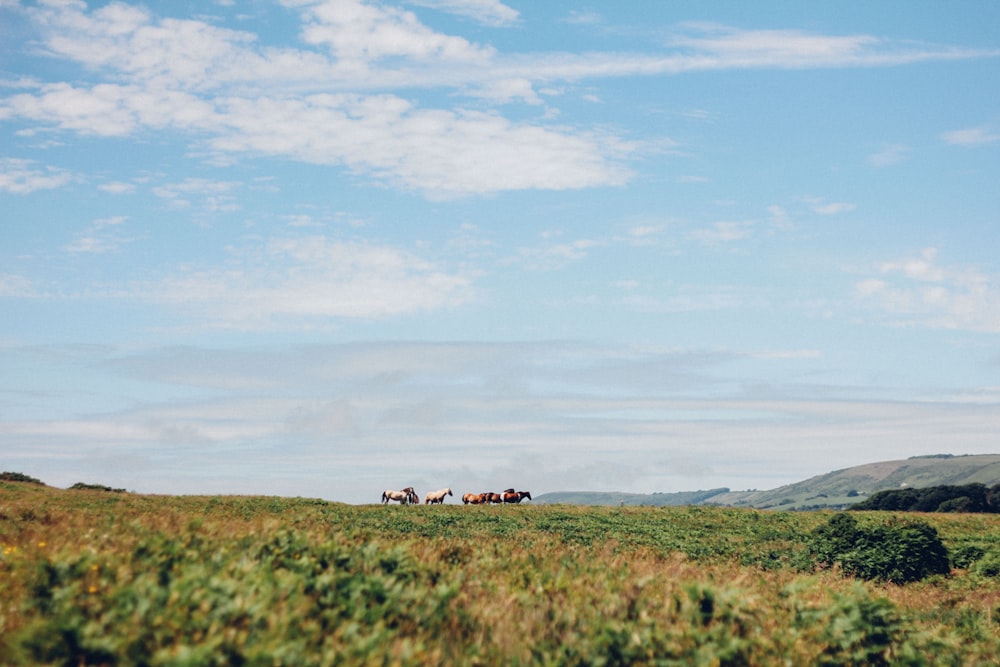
380;487;532;505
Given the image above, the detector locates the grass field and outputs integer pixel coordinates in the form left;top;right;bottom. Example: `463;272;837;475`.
3;481;1000;665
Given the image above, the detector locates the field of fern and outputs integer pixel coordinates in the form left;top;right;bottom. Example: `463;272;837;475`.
3;480;1000;665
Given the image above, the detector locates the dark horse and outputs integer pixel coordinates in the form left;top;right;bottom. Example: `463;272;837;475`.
502;490;532;503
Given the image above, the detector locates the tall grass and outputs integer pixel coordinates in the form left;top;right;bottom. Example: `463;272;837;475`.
2;482;999;665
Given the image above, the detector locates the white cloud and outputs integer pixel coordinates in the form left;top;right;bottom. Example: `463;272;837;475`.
942;125;1000;147
152;177;241;211
406;0;519;27
148;235;475;328
3;1;633;196
878;247;945;282
563;11;602;26
207;94;633;197
665;23;997;70
33;2;264;91
621;223;669;247
856;248;1000;332
0;273;36;298
285;0;495;63
868;143;910;167
801;196;856;215
1;82;217;136
63;216;134;254
4;3;996;200
8;339;1000;501
0;157;73;193
98;180;136;194
63;237;121;254
463;77;542;105
688;220;754;244
514;237;601;271
619;284;759;314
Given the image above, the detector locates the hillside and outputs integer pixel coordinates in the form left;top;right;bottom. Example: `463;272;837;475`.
536;454;1000;510
534;488;730;507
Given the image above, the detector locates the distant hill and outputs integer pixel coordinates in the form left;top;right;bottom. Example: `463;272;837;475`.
535;488;730;507
535;454;1000;510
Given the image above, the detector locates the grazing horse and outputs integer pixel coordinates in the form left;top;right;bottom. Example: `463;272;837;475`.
382;486;417;505
503;490;532;504
486;492;503;504
425;487;453;504
463;492;488;505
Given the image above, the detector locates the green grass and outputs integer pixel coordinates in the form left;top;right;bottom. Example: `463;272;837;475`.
2;482;1000;665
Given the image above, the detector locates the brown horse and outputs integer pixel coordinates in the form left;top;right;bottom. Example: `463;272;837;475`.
425;488;453;504
503;490;532;503
462;492;488;505
382;486;418;505
486;492;503;504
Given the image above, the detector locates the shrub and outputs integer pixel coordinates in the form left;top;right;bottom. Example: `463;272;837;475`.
808;514;951;584
951;544;986;570
69;483;127;493
973;552;1000;578
793;586;915;666
0;472;44;485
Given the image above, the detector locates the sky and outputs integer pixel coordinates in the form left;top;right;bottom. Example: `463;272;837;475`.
1;0;999;504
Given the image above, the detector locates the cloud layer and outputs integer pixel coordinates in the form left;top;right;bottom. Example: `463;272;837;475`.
4;1;995;197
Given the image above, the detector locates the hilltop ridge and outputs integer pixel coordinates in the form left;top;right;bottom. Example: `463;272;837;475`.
536;454;1000;510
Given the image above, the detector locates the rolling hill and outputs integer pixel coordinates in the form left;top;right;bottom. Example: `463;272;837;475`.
535;454;1000;510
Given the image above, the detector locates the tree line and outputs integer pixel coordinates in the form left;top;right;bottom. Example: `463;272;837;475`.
850;483;1000;513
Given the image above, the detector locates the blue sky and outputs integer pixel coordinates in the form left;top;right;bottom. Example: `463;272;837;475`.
2;0;999;503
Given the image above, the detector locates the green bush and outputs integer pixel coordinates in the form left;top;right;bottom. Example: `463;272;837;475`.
12;531;470;666
951;544;986;570
69;482;127;493
973;552;1000;578
0;472;44;485
808;514;951;584
793;586;917;666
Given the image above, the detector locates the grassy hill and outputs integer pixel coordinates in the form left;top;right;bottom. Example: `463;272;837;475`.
4;480;1000;663
536;454;1000;510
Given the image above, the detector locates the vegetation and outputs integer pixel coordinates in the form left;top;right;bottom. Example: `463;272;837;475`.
3;481;1000;664
851;483;1000;513
808;513;951;583
69;482;129;493
0;472;45;485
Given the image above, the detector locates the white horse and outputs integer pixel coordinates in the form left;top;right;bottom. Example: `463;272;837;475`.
382;486;418;505
424;487;453;504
